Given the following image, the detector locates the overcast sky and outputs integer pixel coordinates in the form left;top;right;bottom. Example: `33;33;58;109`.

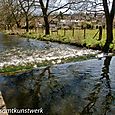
33;0;114;15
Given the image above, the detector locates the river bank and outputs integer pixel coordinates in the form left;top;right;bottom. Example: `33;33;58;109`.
4;28;115;52
0;33;100;74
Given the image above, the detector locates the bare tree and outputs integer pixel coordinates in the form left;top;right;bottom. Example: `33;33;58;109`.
0;0;24;30
10;0;22;28
39;0;50;35
39;0;72;35
18;0;36;32
0;0;16;30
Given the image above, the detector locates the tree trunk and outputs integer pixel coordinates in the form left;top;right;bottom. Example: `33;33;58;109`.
39;0;50;35
44;16;50;35
102;0;114;53
12;12;20;28
103;19;113;53
25;16;29;32
16;23;21;28
98;26;102;40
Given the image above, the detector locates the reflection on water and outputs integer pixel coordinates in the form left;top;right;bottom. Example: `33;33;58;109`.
81;56;113;115
0;56;115;115
101;56;112;88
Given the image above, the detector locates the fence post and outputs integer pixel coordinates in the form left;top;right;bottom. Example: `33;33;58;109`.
98;26;102;40
64;28;66;36
84;28;86;39
72;27;74;37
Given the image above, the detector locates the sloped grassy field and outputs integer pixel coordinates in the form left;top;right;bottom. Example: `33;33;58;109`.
22;28;115;51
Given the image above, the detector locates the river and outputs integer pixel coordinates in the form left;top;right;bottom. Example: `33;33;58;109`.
0;33;99;68
0;33;115;115
0;56;114;115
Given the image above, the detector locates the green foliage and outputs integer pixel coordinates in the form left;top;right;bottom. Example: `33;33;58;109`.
19;28;115;51
61;54;96;63
0;53;96;74
0;65;33;73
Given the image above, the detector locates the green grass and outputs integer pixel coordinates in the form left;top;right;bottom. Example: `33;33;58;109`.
0;54;96;75
20;28;115;51
0;65;33;73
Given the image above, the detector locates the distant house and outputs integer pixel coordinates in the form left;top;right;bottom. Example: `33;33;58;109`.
59;19;78;28
27;12;115;30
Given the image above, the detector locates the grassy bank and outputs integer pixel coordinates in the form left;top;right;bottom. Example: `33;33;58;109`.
0;54;96;75
18;28;115;51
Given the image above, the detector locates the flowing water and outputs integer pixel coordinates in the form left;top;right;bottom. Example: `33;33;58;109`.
0;33;115;115
0;56;115;115
0;33;98;68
